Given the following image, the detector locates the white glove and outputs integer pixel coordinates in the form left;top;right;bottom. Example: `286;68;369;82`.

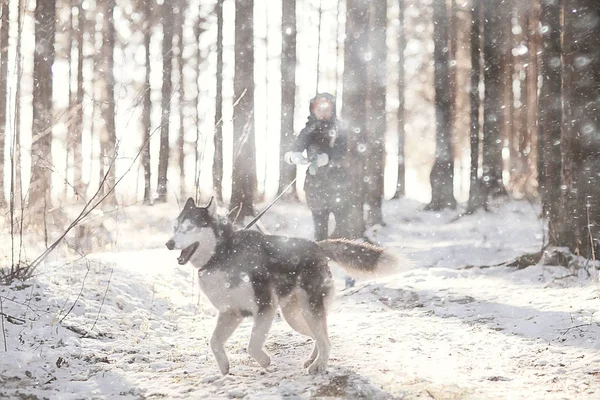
315;153;329;167
284;151;308;165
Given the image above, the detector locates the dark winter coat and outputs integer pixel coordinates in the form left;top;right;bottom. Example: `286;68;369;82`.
290;94;352;211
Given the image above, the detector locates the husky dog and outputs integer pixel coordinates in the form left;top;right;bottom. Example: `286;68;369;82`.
166;198;404;375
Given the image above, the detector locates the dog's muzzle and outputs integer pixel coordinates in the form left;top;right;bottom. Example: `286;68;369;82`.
165;239;175;250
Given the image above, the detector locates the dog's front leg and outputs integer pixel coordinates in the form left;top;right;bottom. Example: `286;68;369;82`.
210;311;243;375
248;307;277;369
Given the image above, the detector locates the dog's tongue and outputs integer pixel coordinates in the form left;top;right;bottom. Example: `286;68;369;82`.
178;242;199;265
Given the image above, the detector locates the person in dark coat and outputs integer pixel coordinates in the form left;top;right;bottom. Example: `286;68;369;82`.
284;93;355;287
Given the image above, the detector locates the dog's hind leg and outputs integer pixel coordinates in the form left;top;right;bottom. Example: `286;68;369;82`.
281;293;319;368
296;291;331;374
281;294;313;336
210;311;243;375
248;306;277;369
303;343;319;368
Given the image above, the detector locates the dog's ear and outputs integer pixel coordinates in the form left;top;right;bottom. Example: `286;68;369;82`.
205;196;217;217
184;197;196;210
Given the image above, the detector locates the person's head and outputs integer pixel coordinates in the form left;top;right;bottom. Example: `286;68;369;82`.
310;93;336;121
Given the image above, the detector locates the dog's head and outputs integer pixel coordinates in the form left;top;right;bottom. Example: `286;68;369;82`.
166;197;218;265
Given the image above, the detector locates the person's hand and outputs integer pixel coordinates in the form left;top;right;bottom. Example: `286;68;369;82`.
315;153;329;167
284;151;308;165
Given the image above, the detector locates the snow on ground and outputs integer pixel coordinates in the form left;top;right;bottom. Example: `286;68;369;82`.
1;198;599;399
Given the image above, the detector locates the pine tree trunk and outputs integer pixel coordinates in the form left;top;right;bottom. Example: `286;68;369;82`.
393;0;406;199
213;0;224;202
539;0;562;228
99;0;117;205
73;0;85;200
365;0;387;225
0;0;9;207
279;0;297;200
142;0;153;204
427;0;457;210
527;0;540;197
467;0;484;213
514;1;532;196
13;0;24;209
501;1;514;191
157;3;175;203
194;17;204;201
229;0;256;220
176;3;186;199
341;0;369;238
555;0;600;258
482;1;507;198
447;0;457;157
29;0;56;208
64;0;73;200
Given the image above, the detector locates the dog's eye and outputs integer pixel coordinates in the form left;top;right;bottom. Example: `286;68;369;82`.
198;220;210;228
191;216;208;228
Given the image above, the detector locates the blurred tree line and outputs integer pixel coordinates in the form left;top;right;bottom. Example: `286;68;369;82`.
0;0;597;258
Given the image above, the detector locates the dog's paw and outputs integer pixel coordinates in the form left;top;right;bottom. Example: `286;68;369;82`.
303;357;318;368
258;355;271;369
307;361;327;374
249;349;271;368
217;362;230;376
261;366;274;375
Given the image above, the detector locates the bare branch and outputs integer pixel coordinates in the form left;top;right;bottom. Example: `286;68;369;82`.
59;260;91;324
0;296;7;351
88;268;113;334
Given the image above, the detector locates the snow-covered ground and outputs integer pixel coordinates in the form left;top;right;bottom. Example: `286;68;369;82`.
1;198;599;399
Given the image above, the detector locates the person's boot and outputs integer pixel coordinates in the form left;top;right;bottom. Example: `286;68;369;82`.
345;276;355;288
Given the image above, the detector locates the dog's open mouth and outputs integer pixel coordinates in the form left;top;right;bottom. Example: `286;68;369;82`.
178;242;199;265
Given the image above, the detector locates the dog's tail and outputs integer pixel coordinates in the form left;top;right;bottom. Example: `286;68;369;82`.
317;238;414;279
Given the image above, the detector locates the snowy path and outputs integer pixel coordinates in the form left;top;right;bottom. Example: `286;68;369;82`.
1;199;599;399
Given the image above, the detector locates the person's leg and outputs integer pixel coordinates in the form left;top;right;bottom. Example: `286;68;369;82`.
311;209;329;241
331;205;355;288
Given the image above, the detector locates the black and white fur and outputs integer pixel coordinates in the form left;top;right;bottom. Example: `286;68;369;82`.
166;198;408;375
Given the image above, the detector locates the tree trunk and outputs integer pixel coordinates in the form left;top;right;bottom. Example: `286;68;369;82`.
14;0;24;208
393;0;406;199
64;0;74;200
195;17;205;201
365;0;387;225
554;0;600;258
514;0;533;196
213;0;224;202
0;0;9;207
29;0;56;208
176;2;186;199
508;1;527;195
229;0;256;221
157;2;175;203
142;0;153;204
501;1;514;192
448;0;457;162
73;0;85;200
279;0;298;200
527;0;540;197
427;0;457;210
99;0;117;205
467;0;484;213
482;0;507;199
341;0;369;238
539;0;562;233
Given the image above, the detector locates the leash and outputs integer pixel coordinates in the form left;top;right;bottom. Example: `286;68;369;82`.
245;177;297;230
